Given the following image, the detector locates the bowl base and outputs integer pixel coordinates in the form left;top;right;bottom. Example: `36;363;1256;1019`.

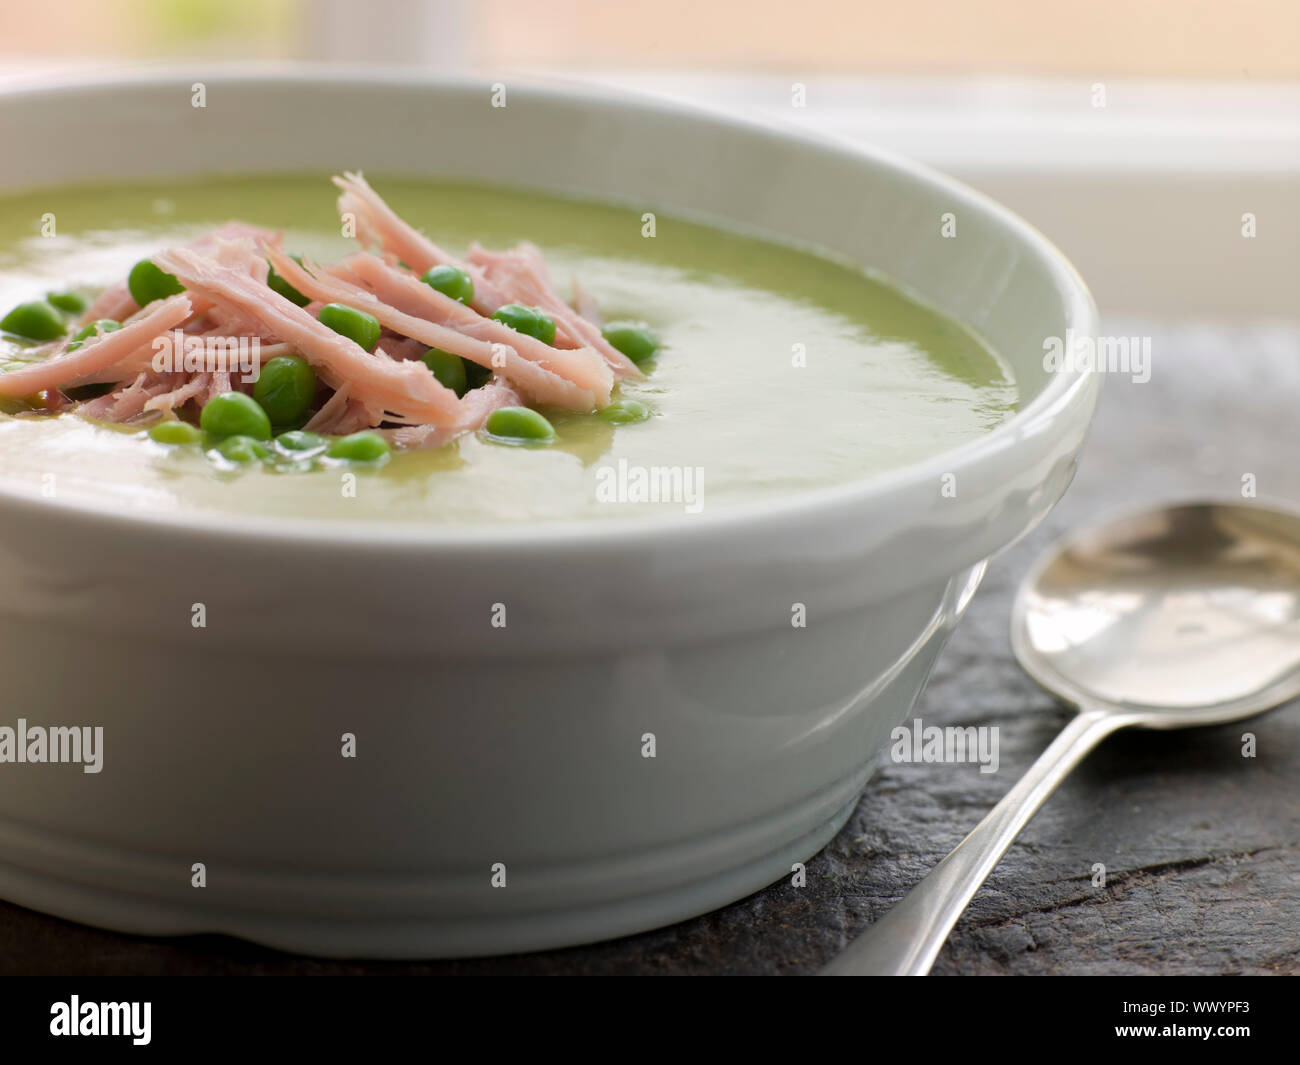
0;765;870;961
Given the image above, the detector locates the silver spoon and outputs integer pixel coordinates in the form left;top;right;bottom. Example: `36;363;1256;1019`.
823;500;1300;976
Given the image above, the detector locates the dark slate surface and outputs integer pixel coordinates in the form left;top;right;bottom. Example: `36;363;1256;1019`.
3;318;1297;975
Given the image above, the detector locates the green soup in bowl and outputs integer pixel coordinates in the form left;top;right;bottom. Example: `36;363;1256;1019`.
0;174;1017;523
0;74;1097;960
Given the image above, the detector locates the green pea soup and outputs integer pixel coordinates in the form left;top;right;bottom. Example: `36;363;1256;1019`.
0;174;1018;524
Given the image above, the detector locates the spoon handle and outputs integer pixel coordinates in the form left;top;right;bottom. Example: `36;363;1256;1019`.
821;705;1128;976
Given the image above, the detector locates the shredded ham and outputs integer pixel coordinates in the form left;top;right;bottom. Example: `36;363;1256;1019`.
265;246;610;411
152;245;463;427
338;252;614;403
78;283;137;327
78;372;176;423
381;380;522;450
309;397;375;436
0;294;192;398
333;171;510;313
74;224;280;329
202;370;233;406
333;174;638;380
572;277;603;327
303;382;373;433
143;372;211;416
3;175;644;453
467;242;640;378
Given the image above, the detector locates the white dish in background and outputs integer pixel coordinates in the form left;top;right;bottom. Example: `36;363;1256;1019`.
0;72;1098;958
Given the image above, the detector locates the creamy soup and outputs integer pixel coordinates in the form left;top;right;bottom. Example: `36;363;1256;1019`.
0;175;1017;523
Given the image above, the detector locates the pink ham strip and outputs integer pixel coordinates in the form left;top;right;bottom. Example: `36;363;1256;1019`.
572;277;603;327
333;175;637;380
0;294;192;398
309;397;375;436
143;372;210;416
62;346;162;386
152;246;462;427
193;222;280;255
78;283;136;327
164;234;277;319
252;341;296;360
75;224;280;329
381;380;522;450
263;246;605;411
304;382;360;432
204;300;278;338
78;372;175;422
467;242;640;378
202;370;232;406
68;332;291;387
339;252;614;405
333;172;511;313
209;235;271;285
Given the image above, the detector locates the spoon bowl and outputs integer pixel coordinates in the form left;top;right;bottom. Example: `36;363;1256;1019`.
1013;501;1300;722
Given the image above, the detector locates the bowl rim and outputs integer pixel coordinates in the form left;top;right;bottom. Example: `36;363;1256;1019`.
0;67;1100;550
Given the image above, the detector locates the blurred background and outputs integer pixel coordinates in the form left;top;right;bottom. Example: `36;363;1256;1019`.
2;0;1297;75
0;0;1296;318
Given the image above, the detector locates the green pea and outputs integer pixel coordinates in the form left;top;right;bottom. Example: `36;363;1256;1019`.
599;399;651;425
266;255;310;307
275;429;327;453
66;319;123;352
200;392;272;440
47;291;87;314
253;355;316;426
491;303;556;346
422;264;475;305
484;406;556;444
318;303;382;352
602;322;659;365
127;259;184;307
0;301;66;341
327;431;390;462
215;435;272;464
420;348;468;397
148;420;204;445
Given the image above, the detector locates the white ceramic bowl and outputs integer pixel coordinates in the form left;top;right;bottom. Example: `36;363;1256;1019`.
0;72;1099;958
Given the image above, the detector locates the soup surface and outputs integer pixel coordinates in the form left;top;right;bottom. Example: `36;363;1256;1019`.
0;175;1018;523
